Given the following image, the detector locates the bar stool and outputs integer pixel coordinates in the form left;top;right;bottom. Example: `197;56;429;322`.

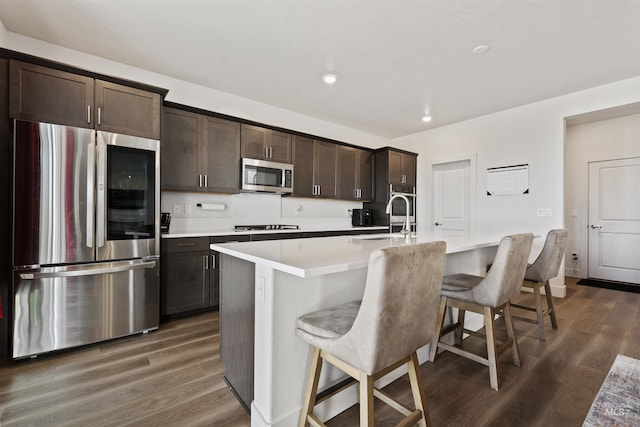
511;229;568;340
296;241;447;427
429;233;533;391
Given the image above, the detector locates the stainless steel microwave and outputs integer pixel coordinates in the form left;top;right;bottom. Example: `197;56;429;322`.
241;158;294;194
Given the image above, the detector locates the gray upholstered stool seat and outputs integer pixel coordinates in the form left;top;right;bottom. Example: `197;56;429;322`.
296;301;361;339
296;241;447;427
511;229;568;340
429;233;534;391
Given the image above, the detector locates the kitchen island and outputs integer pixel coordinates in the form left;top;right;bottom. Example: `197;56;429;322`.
211;233;502;427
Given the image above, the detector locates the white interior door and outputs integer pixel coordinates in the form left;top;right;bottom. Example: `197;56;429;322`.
588;157;640;284
433;160;470;245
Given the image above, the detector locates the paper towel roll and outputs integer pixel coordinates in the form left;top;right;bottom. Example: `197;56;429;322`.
197;203;226;211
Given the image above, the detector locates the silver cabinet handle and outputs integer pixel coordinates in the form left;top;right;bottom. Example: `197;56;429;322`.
87;105;91;124
435;222;442;226
97;107;102;126
265;146;269;158
269;147;273;158
199;174;203;187
590;224;602;229
20;260;156;280
178;242;196;247
317;185;321;195
204;174;208;188
203;255;209;270
210;254;216;267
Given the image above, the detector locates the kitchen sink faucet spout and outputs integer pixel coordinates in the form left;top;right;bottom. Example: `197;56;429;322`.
385;194;412;239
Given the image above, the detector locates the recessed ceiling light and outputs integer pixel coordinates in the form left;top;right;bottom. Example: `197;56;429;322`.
322;73;337;85
472;45;490;55
422;115;433;123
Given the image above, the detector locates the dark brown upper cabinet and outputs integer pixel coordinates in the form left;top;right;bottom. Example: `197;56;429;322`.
9;60;161;139
94;80;161;139
162;106;240;193
9;60;94;129
241;124;292;163
292;136;337;199
161;108;201;191
388;149;417;187
337;146;373;201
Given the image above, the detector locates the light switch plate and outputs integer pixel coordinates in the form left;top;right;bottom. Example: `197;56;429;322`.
537;208;552;217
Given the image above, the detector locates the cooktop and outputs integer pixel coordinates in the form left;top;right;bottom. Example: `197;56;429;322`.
234;224;300;231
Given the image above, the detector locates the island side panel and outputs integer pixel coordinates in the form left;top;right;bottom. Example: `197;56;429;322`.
220;254;255;412
252;264;369;427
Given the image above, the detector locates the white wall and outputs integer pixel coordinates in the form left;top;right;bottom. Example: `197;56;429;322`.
565;111;640;278
391;76;640;293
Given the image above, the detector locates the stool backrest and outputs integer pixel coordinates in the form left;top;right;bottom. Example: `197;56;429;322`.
525;229;568;283
337;241;446;375
473;233;534;308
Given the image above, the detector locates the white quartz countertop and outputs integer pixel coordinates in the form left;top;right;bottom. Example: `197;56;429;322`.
162;225;388;238
210;233;502;278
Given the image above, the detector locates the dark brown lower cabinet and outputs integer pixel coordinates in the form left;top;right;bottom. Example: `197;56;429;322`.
161;235;251;317
161;237;212;316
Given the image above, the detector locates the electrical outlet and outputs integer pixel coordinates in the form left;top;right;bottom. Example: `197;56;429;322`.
256;277;265;302
184;204;192;214
537;208;552;217
172;203;183;214
572;252;578;260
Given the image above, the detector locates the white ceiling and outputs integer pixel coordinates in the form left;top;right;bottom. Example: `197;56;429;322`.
1;0;639;138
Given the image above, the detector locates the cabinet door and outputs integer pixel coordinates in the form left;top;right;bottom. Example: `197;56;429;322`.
241;124;268;160
9;60;94;128
161;108;201;191
292;136;315;197
95;80;161;139
269;130;292;163
337;146;358;200
204;117;241;193
388;150;404;185
357;149;373;200
209;251;219;307
161;237;211;315
402;153;417;187
314;141;337;198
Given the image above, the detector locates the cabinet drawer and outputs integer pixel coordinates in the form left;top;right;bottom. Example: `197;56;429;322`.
162;237;210;253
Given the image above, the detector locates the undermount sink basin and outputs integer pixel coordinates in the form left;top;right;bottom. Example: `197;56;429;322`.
352;233;408;240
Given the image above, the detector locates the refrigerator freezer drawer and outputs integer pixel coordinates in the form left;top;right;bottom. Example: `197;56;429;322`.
12;259;160;359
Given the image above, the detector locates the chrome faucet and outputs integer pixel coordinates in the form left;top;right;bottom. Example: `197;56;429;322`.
386;194;412;239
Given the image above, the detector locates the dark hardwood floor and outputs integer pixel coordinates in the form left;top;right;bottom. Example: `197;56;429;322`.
1;277;638;426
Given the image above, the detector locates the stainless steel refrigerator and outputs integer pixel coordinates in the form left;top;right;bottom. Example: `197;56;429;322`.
12;120;160;359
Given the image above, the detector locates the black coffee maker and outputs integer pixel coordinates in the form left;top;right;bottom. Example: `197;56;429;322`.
351;208;372;226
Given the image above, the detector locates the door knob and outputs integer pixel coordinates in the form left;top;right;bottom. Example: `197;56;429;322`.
590;224;602;229
434;222;442;226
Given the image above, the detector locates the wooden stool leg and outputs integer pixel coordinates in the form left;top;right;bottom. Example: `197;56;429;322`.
298;347;322;427
429;297;447;362
544;281;558;329
359;373;374;427
407;352;431;427
455;309;466;346
503;303;521;367
533;283;545;340
484;306;500;391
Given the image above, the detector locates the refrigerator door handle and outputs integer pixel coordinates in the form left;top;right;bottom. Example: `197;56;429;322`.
96;134;106;247
19;260;157;280
86;141;95;248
